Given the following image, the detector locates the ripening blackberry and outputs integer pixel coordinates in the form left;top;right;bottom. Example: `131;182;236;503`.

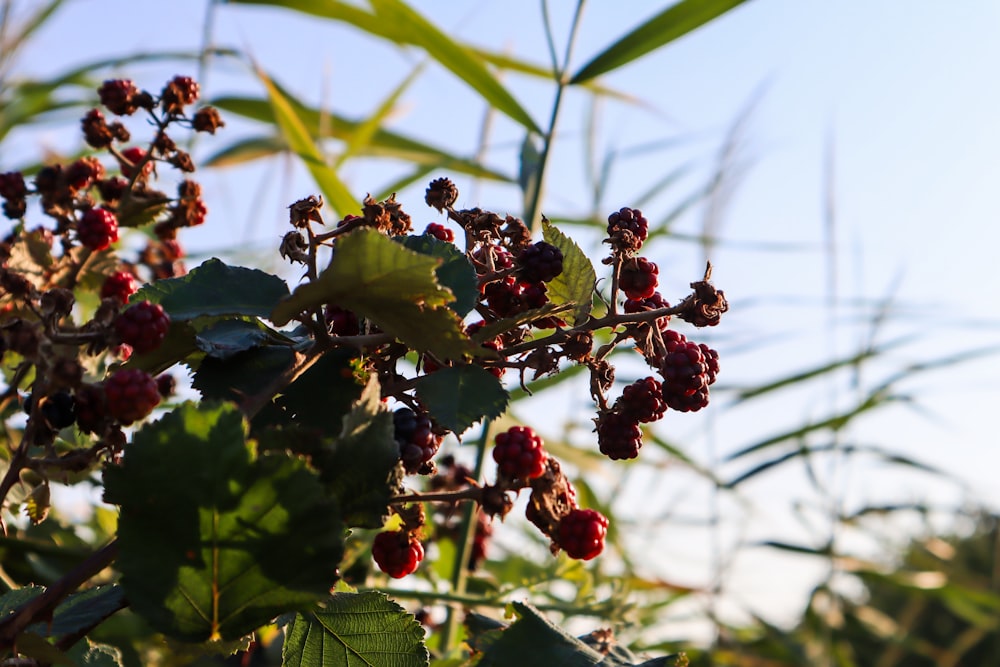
393;408;443;474
516;241;563;283
619;257;658;300
623;291;670;331
493;425;548;480
557;508;608;560
618;377;667;423
372;530;424;578
606;206;648;252
596;410;643;460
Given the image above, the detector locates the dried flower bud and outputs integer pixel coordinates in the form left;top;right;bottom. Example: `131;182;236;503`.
279;231;309;264
192;106;224;134
289;195;324;228
82;109;114;148
424;177;458;212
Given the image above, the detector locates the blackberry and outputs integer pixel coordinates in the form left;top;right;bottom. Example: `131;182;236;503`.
394;408;443;474
557;508;608;561
114;300;170;355
372;530;424;578
606;206;649;252
659;336;713;413
74;384;107;434
41;391;77;430
618;377;667;423
100;271;138;304
700;343;720;385
324;304;360;336
77;208;119;251
516;241;563;283
82;109;114;149
493;425;548;480
0;172;27;200
105;369;160;425
596;410;643;460
66;157;105;191
161;75;199;113
619;257;658;300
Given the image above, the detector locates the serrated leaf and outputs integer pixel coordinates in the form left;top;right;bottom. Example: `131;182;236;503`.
258;70;359;217
477;602;605;667
399;234;478;316
195;319;278;360
103;403;343;642
272;348;365;434
25;585;126;639
570;0;749;84
134;258;290;321
282;591;428;667
124;320;199;375
271;229;477;361
413;365;509;434
319;378;402;528
543;219;596;325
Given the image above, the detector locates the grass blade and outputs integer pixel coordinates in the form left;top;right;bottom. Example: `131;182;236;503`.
570;0;749;84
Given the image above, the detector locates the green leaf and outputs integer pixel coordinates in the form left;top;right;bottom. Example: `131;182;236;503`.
282;591;428;667
542;219;596;325
203;134;285;167
134;258;290;321
477;602;605;666
272;348;365;434
192;345;294;404
258;70;359;217
399;234;478;316
195;319;280;360
25;585;125;638
271;229;477;361
570;0;749;84
318;377;403;528
12;633;74;665
413;365;509;435
123;320;199;376
103;403;344;642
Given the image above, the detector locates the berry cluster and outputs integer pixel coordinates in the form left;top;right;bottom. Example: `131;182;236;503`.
270;180;727;569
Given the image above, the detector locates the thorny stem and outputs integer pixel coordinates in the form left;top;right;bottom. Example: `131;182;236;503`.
388;486;483;506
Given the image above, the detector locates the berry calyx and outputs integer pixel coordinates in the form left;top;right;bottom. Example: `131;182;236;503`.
114;301;170;355
516;241;563;283
372;530;424;578
104;368;160;425
77;208;119;251
618;377;667;423
493;425;548;480
596;410;643;460
100;271;138;304
557;508;609;560
619;257;658;300
393;408;443;474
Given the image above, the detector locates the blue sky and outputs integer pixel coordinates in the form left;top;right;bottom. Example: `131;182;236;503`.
7;0;1000;634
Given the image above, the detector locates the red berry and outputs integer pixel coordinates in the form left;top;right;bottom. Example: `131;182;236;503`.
516;241;563;283
104;368;160;425
393;408;443;474
557;508;608;560
424;222;454;242
120;147;153;180
156;374;176;398
596;411;643;460
98;79;139;115
493;425;548;480
619;257;658;300
372;530;424;578
114;301;170;355
618;377;667;423
66;157;106;191
659;333;713;412
74;384;107;434
77;207;119;250
100;271;138;304
700;343;720;385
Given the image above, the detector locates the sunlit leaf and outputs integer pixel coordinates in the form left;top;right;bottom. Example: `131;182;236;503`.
413;364;509;435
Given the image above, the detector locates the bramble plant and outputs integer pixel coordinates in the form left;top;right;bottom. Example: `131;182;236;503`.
0;75;726;666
